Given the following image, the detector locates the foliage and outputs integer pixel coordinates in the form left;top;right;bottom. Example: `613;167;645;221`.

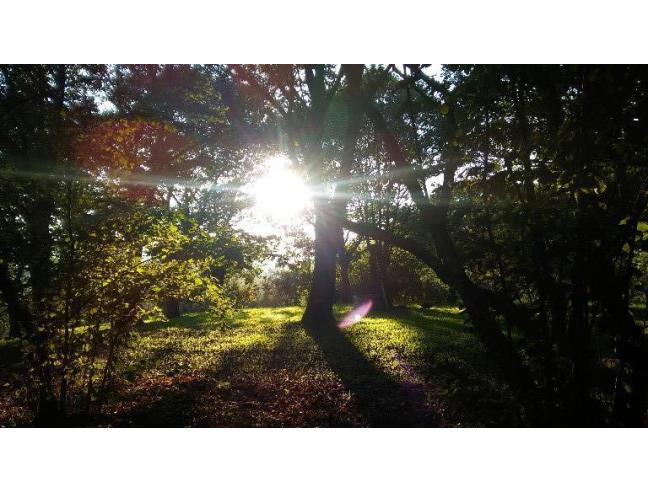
0;65;258;422
348;244;452;306
2;64;648;427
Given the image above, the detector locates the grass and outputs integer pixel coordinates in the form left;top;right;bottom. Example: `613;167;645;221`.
0;305;524;427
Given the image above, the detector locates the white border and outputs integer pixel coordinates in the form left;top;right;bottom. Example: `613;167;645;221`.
1;1;647;62
2;1;648;489
1;428;647;490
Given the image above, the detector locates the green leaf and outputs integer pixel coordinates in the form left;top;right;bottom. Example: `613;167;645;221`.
637;222;648;232
619;217;630;225
622;242;631;253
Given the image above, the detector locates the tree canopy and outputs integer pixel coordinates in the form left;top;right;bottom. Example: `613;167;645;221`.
1;64;648;426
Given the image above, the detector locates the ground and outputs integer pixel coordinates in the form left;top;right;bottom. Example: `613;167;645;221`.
0;306;524;427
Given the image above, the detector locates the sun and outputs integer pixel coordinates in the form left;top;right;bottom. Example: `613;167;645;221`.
247;156;312;226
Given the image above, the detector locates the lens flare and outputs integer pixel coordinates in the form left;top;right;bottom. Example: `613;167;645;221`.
338;300;373;328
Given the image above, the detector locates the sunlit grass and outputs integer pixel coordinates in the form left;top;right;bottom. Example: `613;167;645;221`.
123;308;303;378
111;305;520;426
0;305;522;426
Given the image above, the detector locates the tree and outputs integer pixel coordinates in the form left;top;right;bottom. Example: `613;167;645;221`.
341;65;648;424
0;64;259;423
227;65;348;325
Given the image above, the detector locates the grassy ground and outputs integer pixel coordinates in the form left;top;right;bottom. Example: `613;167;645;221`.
0;306;524;427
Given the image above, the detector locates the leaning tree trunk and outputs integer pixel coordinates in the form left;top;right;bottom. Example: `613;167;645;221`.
434;227;531;397
357;99;542;415
302;200;338;326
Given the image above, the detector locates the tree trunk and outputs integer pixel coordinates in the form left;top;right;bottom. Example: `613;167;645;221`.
368;241;391;311
604;288;648;426
8;316;21;338
343;217;534;403
567;252;594;422
587;255;648;426
302;200;338;326
611;309;648;426
162;297;180;319
338;235;354;304
28;195;53;313
333;65;363;307
0;262;32;338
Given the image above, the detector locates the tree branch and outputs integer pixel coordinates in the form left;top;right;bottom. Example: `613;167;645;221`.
341;218;445;274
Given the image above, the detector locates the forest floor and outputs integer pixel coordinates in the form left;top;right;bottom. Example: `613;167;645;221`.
0;306;525;427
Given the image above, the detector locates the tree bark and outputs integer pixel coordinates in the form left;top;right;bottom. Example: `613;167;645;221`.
302;200;338;326
162;297;181;319
589;262;648;426
303;65;366;325
368;241;391;311
333;65;363;306
343;216;532;397
0;262;33;337
338;235;354;304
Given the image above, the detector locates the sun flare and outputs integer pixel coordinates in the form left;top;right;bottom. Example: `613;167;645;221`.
248;156;312;225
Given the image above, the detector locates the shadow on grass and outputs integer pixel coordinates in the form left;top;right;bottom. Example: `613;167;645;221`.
105;317;422;427
102;346;260;427
398;308;525;426
304;320;436;427
101;321;320;427
90;306;514;427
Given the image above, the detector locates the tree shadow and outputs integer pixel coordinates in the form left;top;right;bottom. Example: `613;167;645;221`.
98;322;303;427
389;308;525;426
304;320;437;427
92;313;443;427
99;347;256;427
